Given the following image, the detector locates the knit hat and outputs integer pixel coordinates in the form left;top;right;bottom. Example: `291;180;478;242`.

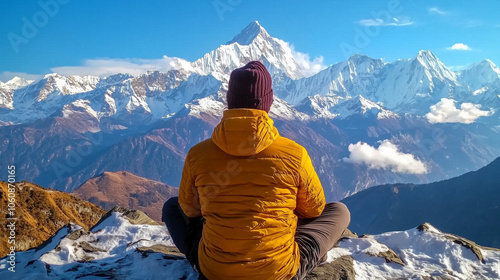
227;61;274;113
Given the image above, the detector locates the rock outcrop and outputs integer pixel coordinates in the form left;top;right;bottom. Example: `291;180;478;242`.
0;181;106;258
2;206;498;280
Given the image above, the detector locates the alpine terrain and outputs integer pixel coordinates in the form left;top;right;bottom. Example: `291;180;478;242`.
1;21;499;202
342;156;500;248
1;206;498;279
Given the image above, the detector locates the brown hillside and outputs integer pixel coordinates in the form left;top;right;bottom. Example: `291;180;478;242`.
0;181;105;258
71;171;178;222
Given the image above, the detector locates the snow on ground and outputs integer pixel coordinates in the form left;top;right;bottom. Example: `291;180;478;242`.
269;96;311;121
473;87;489;96
1;210;499;280
0;211;197;280
329;224;500;280
186;95;225;119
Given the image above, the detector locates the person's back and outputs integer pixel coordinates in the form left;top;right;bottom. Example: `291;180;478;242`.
181;108;324;279
162;61;350;280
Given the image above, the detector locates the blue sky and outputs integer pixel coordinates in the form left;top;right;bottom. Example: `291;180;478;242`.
1;0;499;82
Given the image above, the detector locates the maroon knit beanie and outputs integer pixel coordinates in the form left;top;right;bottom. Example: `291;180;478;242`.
227;61;274;113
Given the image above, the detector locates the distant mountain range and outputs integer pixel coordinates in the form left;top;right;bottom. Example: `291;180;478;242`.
72;171;178;222
1;21;499;201
341;156;500;248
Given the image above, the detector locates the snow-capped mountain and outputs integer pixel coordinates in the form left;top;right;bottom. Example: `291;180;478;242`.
274;54;385;105
372;50;459;113
273;50;468;116
1;21;499;125
192;21;306;81
1;21;500;202
4;74;100;123
296;94;399;120
457;59;500;107
14;73;99;108
0;76;33;91
0;77;33;109
338;95;399;119
294;94;344;119
460;59;500;90
1;207;498;279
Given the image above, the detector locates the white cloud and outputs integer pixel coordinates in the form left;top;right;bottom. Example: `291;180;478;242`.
8;46;327;81
358;17;414;27
0;72;41;83
446;43;471;51
288;44;327;77
428;7;447;15
343;140;428;174
51;56;194;78
426;98;493;124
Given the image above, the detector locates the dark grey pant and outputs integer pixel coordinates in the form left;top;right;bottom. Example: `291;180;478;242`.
162;197;206;279
162;198;350;280
292;202;351;280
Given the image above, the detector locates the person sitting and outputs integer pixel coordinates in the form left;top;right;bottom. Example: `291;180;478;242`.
162;61;350;280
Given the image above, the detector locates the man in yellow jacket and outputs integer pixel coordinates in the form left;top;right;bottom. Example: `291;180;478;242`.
162;61;350;280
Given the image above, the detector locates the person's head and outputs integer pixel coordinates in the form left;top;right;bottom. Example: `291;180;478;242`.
226;61;274;113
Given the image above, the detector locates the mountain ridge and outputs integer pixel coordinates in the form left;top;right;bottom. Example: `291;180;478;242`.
0;181;105;258
341;156;500;248
71;171;178;222
1;21;499;202
1;21;498;124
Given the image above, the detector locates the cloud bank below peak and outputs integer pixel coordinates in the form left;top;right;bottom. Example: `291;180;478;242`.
343;140;428;174
426;98;493;124
288;44;327;77
50;56;194;78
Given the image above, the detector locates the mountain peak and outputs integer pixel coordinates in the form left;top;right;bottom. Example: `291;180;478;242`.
344;94;383;110
2;76;33;88
462;58;500;83
411;49;458;83
349;53;371;60
415;50;443;66
416;50;437;60
42;73;64;82
477;59;499;70
348;53;377;65
347;53;384;67
414;50;441;67
6;76;23;83
72;171;178;222
227;21;269;45
465;59;497;70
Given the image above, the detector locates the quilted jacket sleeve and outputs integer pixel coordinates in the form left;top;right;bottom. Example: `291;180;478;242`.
178;152;202;218
295;148;326;218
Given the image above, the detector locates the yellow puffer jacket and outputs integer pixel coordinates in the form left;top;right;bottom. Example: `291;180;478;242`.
179;109;325;280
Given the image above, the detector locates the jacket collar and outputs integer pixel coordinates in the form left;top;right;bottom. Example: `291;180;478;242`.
211;109;279;156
